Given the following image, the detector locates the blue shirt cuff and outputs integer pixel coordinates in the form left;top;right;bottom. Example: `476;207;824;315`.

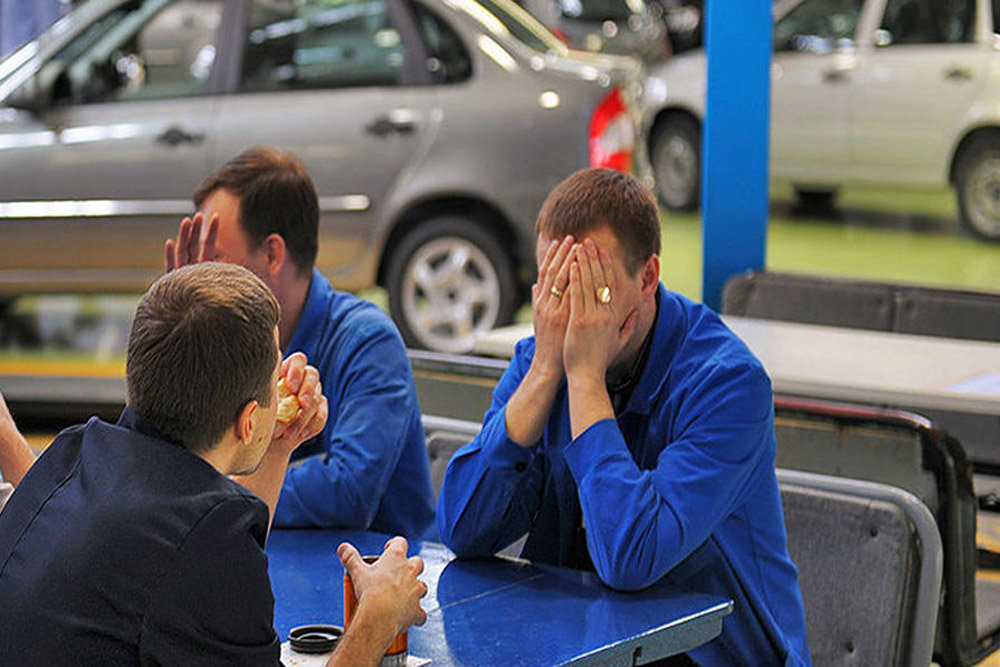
563;418;621;479
480;405;537;470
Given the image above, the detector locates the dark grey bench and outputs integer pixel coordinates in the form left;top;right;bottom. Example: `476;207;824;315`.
721;269;1000;472
722;270;1000;342
777;469;942;667
774;396;995;667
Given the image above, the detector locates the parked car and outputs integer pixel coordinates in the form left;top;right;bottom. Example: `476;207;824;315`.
514;0;670;65
0;0;645;353
641;0;1000;241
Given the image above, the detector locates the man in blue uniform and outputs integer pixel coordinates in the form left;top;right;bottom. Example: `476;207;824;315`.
0;263;427;666
165;146;435;538
437;169;811;665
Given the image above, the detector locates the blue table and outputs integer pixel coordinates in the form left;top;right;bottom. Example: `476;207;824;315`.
268;530;732;666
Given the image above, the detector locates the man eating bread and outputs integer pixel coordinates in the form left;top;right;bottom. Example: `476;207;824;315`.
0;263;427;666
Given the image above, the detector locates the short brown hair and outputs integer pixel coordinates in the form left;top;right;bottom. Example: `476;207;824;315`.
535;168;660;273
194;146;319;278
126;263;281;453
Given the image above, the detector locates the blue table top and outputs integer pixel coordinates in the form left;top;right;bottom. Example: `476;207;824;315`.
267;530;732;666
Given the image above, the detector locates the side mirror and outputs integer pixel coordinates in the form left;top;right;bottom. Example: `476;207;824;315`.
5;77;42;113
426;56;447;83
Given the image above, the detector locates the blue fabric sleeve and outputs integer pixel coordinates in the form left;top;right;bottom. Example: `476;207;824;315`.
274;320;412;528
139;497;279;666
437;340;545;555
563;361;774;590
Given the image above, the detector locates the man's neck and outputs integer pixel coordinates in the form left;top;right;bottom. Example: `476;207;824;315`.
275;272;312;350
607;293;658;386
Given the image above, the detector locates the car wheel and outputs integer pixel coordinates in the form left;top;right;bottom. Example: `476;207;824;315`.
793;187;838;215
651;115;700;211
386;217;518;353
955;137;1000;241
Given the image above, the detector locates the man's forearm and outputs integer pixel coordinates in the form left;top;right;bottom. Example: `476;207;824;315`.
504;361;562;446
566;372;614;440
0;421;35;486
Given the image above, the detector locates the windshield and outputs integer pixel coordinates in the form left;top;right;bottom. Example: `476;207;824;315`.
452;0;566;53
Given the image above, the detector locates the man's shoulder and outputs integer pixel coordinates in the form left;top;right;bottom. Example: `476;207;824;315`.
317;288;406;355
660;292;770;397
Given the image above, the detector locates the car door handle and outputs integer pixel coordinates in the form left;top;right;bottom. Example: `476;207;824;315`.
155;125;205;147
944;67;973;81
364;115;416;137
822;68;849;83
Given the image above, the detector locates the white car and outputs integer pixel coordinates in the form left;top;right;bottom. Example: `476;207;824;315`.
641;0;1000;240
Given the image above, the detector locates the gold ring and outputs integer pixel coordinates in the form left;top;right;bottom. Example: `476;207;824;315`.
550;285;563;299
596;286;611;304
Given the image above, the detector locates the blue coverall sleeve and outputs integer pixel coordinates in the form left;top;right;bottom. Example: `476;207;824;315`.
563;360;775;591
273;322;413;528
437;340;546;555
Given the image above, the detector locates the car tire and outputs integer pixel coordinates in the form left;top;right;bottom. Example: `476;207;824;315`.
793;187;838;215
385;217;519;353
955;136;1000;241
650;115;701;211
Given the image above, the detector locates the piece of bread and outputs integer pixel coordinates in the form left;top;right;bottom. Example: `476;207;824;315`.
275;377;301;423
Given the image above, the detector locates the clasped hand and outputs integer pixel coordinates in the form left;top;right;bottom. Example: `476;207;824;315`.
272;352;328;453
532;236;635;381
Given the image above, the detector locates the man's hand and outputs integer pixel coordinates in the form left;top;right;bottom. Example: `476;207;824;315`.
271;352;328;453
530;235;575;380
230;352;327;530
503;235;576;447
164;212;219;272
0;390;35;486
338;537;428;635
563;240;636;381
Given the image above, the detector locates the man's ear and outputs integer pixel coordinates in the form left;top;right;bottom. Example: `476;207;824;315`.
640;254;660;296
261;233;287;278
235;400;259;445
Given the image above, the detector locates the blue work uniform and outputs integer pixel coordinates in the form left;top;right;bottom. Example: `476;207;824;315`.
437;284;811;666
274;270;436;540
0;410;279;666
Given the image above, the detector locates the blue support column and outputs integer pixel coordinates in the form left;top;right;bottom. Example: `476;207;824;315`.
700;0;772;310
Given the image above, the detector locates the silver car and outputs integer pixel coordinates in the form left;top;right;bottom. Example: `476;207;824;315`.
0;0;644;352
642;0;1000;241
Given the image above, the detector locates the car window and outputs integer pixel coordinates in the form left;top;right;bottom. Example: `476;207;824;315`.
773;0;864;53
408;0;473;83
242;0;406;91
879;0;975;45
42;0;222;105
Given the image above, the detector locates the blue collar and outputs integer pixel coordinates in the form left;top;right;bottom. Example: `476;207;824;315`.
619;283;685;416
285;269;324;356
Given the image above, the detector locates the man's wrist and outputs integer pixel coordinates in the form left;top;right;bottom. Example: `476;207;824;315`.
565;369;606;394
342;597;401;657
526;355;562;385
